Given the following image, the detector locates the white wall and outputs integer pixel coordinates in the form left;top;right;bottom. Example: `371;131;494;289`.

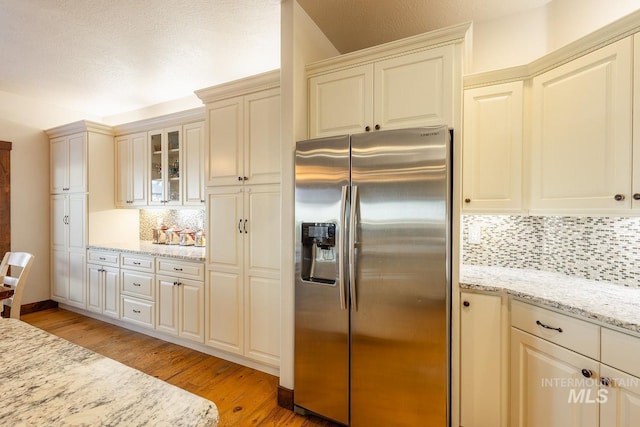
471;0;640;73
279;0;339;391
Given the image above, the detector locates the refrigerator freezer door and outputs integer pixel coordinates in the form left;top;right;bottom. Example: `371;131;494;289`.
294;135;350;425
350;127;450;426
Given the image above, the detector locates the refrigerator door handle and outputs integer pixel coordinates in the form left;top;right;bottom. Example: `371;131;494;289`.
349;185;358;311
338;185;348;310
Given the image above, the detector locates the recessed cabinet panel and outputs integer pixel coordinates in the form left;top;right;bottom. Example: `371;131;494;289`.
207;98;243;186
374;46;453;129
245;185;280;273
244;89;281;184
206;270;242;353
207;188;243;268
309;65;373;138
183;122;205;206
530;37;632;211
463;82;523;212
245;276;280;365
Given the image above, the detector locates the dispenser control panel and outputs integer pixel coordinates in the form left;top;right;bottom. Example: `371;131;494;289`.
301;223;337;284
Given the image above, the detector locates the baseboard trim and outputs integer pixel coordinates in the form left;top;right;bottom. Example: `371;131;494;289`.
277;385;294;410
2;299;58;317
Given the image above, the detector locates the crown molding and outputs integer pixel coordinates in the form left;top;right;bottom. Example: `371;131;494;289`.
112;107;205;135
45;120;113;138
195;69;280;104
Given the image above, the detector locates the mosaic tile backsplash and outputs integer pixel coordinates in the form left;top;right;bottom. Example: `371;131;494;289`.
139;209;205;240
462;215;640;288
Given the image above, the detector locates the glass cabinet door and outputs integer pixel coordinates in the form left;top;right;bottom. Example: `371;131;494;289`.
148;127;181;205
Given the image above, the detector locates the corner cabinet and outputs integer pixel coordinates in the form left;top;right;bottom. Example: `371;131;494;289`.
307;42;454;138
529;36;633;212
462;81;523;212
47;121;115;309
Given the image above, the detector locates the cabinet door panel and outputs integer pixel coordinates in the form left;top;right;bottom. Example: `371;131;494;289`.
50;136;67;193
463;82;523;212
67;251;86;308
207;98;243;186
207;188;243;268
531;37;632;211
309;64;373;138
103;266;120;318
67;133;87;192
51;195;67;251
67;194;86;252
156;275;179;335
600;364;640;427
374;46;453;130
206;270;242;353
245;185;280;274
183;121;205;205
86;264;102;313
115;136;131;206
511;328;599;427
180;279;204;343
244;89;280;184
130;132;148;206
51;249;68;301
245;276;280;366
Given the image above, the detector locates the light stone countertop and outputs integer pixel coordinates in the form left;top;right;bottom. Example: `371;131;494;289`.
88;241;205;262
0;318;219;426
460;265;640;334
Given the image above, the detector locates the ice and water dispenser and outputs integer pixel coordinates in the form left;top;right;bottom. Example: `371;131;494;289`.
300;223;337;284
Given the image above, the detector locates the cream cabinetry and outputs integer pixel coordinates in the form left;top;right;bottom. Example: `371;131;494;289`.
86;249;120;319
308;44;454;138
51;132;87;194
462;81;523;212
120;253;155;329
530;36;633;212
156;258;205;343
47;121;115;309
205;184;281;366
200;79;280;187
115;132;147;207
182;121;206;206
460;291;508;427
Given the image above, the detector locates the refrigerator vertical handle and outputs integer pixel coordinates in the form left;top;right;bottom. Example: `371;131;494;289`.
338;185;348;310
349;185;358;311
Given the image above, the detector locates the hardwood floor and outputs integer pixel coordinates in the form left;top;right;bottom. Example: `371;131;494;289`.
20;308;340;427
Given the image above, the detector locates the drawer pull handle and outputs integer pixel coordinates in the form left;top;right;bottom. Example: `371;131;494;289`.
133;261;141;265
99;257;106;261
581;369;593;378
173;267;183;271
601;377;612;387
133;283;141;287
536;320;563;333
133;309;141;314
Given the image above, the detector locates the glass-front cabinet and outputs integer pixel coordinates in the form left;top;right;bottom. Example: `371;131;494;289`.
149;126;182;205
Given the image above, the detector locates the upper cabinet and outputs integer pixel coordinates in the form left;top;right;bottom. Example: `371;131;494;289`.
529;36;633;213
196;71;281;187
462;81;523;213
51;132;86;193
115;132;147;207
149;126;182;206
113;109;205;208
307;42;454;138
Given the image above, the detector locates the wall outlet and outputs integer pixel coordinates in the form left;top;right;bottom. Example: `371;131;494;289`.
469;224;482;244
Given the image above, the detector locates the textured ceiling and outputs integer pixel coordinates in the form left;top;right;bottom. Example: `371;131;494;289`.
0;0;549;119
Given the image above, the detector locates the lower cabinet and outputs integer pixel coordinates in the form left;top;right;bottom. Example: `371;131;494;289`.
120;253;156;329
156;258;205;343
86;249;120;319
460;291;507;427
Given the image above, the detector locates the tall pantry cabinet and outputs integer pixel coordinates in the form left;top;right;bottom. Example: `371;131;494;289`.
47;121;115;309
196;70;282;369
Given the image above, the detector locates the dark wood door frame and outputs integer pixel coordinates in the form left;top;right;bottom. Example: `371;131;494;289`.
0;140;10;257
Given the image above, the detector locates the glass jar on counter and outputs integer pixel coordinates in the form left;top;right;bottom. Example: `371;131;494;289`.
195;230;206;247
180;229;195;246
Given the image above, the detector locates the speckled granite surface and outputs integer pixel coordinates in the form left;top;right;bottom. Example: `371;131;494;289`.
0;318;219;426
88;241;205;261
460;265;640;334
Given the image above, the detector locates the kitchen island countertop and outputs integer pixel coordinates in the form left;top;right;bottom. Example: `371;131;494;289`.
88;241;205;262
460;265;640;334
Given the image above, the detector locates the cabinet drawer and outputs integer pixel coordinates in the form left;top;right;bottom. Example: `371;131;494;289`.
511;299;600;359
156;258;204;281
121;270;154;300
121;296;155;329
121;254;154;272
87;250;119;266
601;328;640;378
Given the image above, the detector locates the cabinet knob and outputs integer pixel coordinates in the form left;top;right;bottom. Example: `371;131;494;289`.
614;194;625;201
243;176;248;181
634;193;640;200
238;176;243;181
464;198;471;204
365;126;371;132
581;369;592;378
375;124;380;130
463;301;470;307
600;377;612;387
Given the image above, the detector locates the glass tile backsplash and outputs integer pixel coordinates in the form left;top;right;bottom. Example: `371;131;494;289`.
462;215;640;287
139;209;205;241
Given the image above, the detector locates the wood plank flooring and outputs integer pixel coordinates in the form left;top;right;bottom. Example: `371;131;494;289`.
20;308;340;427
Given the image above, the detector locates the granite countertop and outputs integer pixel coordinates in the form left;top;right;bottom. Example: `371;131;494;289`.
460;265;640;334
88;241;206;262
0;318;219;426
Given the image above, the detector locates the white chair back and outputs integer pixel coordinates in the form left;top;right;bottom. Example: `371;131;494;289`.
1;252;35;319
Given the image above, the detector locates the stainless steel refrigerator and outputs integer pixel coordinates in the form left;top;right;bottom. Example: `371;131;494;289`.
294;126;451;426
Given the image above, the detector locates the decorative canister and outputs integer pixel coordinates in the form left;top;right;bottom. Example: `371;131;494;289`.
180;229;195;246
166;227;182;245
195;230;206;247
153;225;168;244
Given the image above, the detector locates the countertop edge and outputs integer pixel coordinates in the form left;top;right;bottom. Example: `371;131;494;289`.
87;242;206;262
